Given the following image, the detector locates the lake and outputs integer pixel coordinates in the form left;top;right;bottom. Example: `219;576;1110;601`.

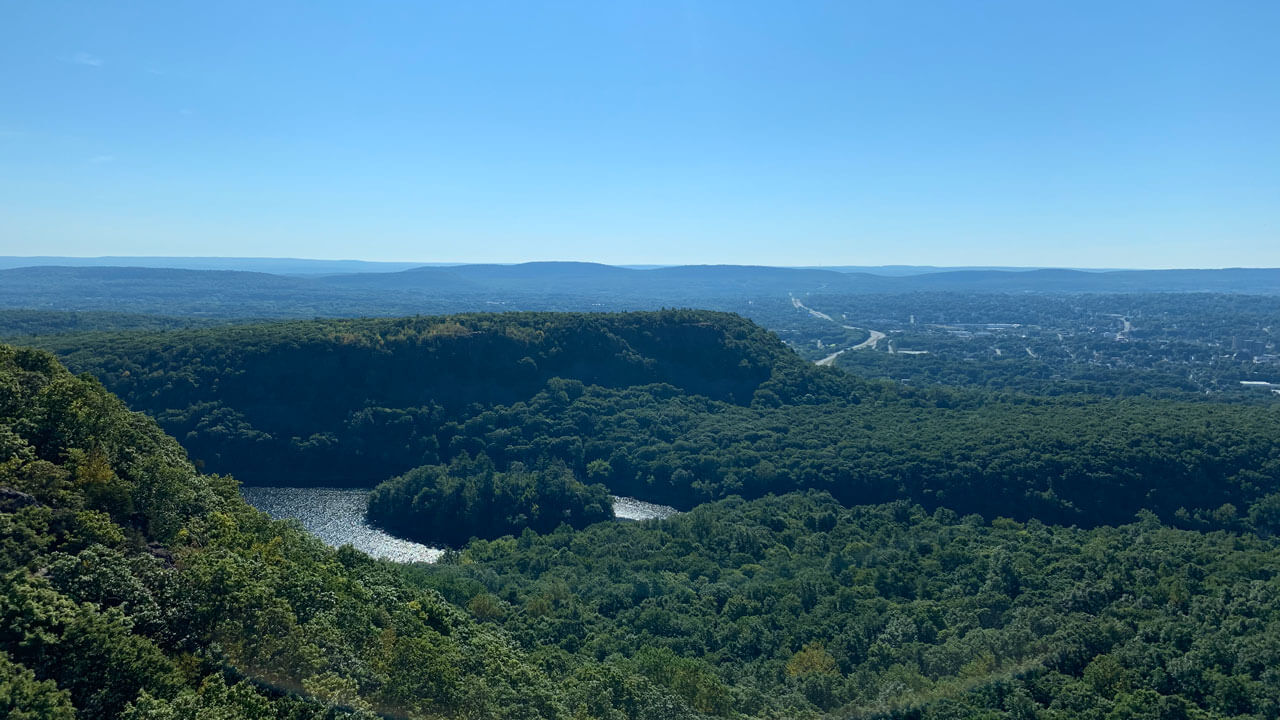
240;486;679;563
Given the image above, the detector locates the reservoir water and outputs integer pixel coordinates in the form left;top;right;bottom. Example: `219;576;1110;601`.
240;486;679;563
611;495;681;521
241;486;443;563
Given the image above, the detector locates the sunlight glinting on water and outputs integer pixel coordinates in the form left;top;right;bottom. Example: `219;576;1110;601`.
240;486;443;563
241;486;680;563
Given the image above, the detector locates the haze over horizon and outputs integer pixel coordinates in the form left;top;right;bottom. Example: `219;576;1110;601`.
4;253;1279;273
0;254;1271;273
3;1;1278;267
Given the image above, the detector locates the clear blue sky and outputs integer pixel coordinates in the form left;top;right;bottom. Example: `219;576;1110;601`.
2;1;1277;267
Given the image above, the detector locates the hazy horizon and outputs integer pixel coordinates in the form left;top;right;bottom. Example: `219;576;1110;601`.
2;254;1270;273
3;2;1278;266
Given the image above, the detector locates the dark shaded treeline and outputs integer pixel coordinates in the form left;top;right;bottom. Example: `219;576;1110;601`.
368;455;615;546
35;311;791;486
407;379;1280;529
28;311;1280;533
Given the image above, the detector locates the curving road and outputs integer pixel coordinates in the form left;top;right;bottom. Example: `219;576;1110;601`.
815;328;887;366
793;295;886;365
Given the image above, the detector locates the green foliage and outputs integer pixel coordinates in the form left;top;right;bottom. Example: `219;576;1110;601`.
122;675;279;720
0;650;75;720
1248;493;1280;538
7;305;1280;720
418;377;1280;525
27;311;1280;528
405;491;1280;718
34;310;797;487
368;454;614;545
0;344;669;719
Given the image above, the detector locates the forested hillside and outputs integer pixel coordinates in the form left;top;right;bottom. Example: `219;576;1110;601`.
4;326;1280;718
393;381;1280;528
7;0;1279;716
35;311;794;484
0;344;700;719
406;492;1280;719
33;311;1280;531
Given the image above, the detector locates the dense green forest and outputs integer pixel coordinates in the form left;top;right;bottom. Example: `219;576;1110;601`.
0;343;705;719
396;379;1280;527
31;311;808;486
5;310;1280;718
32;311;1280;530
367;455;615;545
405;491;1280;719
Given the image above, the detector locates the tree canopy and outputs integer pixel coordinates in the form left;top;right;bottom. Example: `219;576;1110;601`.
5;306;1280;719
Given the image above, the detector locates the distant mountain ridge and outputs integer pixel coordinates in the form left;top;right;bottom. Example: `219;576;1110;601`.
0;255;434;274
0;262;1276;319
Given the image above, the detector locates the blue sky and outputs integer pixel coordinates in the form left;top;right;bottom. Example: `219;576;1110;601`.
1;1;1277;267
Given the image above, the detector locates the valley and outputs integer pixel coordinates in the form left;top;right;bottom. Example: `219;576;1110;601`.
3;291;1280;719
6;3;1277;716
